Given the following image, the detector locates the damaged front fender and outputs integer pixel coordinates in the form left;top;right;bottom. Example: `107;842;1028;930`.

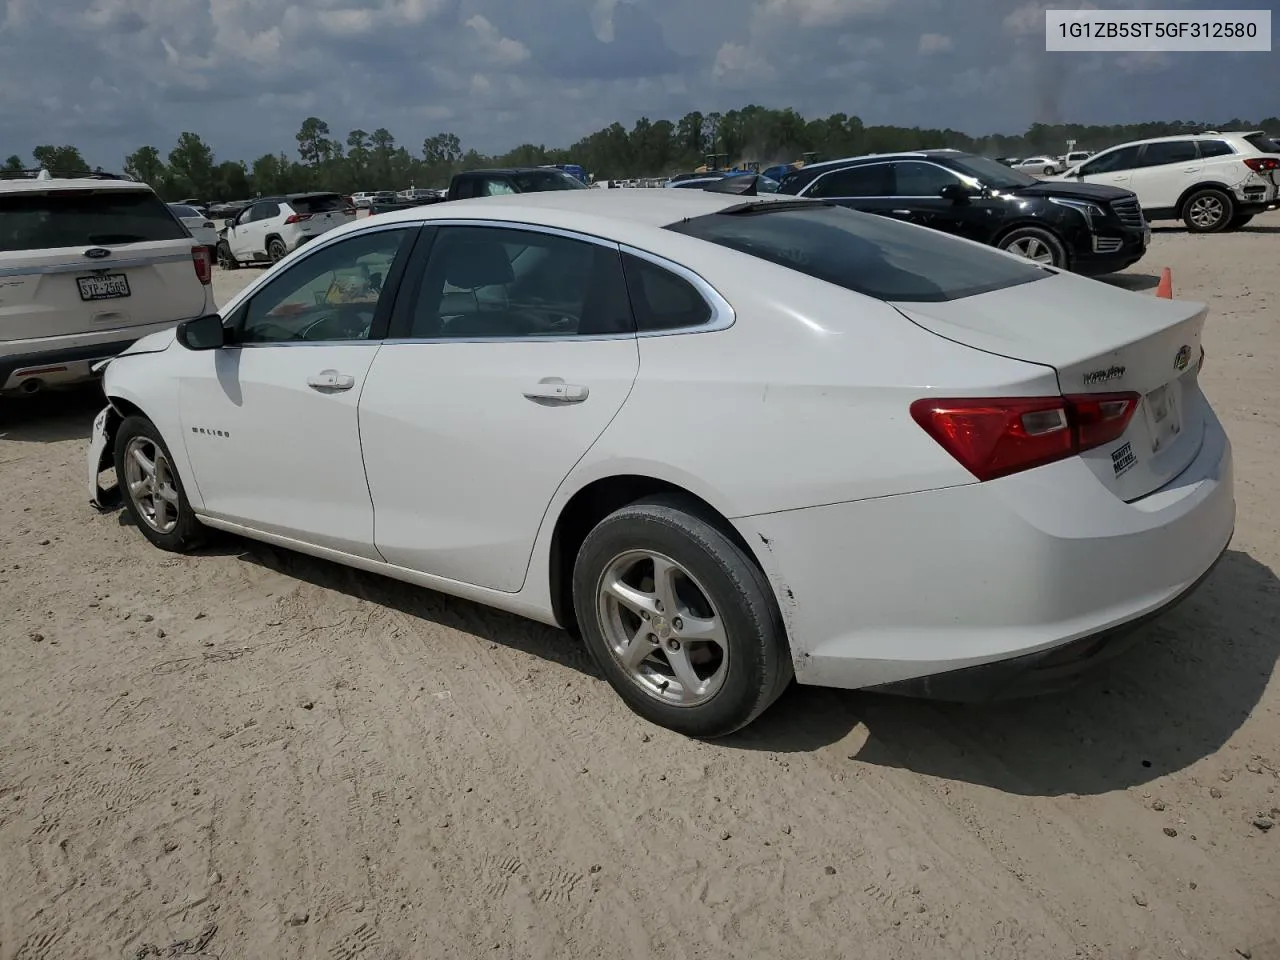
87;404;122;511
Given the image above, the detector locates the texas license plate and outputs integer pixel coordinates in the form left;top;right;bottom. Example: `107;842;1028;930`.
1144;383;1182;453
77;274;130;301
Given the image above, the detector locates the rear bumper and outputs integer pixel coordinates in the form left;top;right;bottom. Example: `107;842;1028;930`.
739;405;1235;694
1;335;144;392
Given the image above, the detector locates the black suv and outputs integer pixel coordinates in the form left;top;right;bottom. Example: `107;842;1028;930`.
446;167;588;202
776;150;1149;275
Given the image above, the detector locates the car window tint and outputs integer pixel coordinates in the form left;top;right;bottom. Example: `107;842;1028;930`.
0;189;187;252
621;254;713;332
483;179;517;196
1197;140;1235;158
239;229;409;344
290;194;346;214
250;202;279;222
408;226;633;339
508;170;588;191
667;203;1046;303
1243;132;1280;153
1080;146;1140;175
894;161;961;196
1137;140;1199;167
169;204;199;219
806;164;892;198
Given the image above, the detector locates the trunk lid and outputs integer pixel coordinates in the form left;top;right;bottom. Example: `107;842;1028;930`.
893;271;1207;501
0;186;208;341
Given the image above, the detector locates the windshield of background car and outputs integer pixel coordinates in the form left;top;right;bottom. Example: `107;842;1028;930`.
0;189;186;251
946;155;1040;189
290;194;347;214
510;171;588;191
170;205;201;219
666;202;1048;302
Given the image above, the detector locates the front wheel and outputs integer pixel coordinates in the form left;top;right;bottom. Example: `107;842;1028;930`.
572;496;792;738
267;238;288;262
998;226;1068;269
216;241;239;270
1182;188;1234;233
1043;165;1055;176
114;415;206;552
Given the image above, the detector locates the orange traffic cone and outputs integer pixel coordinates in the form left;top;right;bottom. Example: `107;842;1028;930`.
1155;267;1173;299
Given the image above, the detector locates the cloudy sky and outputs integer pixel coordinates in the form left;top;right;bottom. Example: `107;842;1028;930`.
0;0;1275;169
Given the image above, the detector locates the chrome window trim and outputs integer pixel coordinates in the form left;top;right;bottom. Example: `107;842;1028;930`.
372;218;734;344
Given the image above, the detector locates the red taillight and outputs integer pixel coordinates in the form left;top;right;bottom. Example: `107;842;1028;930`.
191;245;212;285
1243;157;1280;173
283;213;313;224
910;392;1140;481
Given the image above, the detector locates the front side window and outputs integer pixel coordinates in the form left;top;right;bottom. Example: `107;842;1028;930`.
509;170;588;192
666;203;1046;303
249;202;280;222
238;228;410;344
1080;146;1141;175
408;226;633;339
893;161;962;197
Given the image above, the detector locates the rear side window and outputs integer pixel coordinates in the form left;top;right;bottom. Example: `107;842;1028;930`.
0;189;186;252
805;164;892;198
666;203;1046;303
1197;140;1236;158
290;194;346;214
1137;140;1198;167
621;254;713;332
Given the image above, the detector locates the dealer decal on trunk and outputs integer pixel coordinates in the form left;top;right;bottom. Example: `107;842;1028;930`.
1111;441;1137;478
1083;364;1126;386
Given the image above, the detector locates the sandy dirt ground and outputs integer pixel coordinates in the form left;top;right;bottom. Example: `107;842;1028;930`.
2;216;1278;960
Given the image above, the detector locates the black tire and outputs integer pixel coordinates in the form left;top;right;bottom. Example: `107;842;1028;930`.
1182;188;1234;233
216;241;239;270
114;415;206;552
1224;214;1254;231
1043;165;1055;176
997;226;1068;269
572;495;792;738
267;237;288;262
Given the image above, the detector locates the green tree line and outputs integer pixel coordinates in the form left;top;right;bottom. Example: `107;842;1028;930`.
7;106;1279;202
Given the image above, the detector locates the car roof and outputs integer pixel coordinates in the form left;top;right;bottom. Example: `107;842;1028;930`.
372;188;759;233
0;177;154;195
1102;131;1264;147
456;167;567;176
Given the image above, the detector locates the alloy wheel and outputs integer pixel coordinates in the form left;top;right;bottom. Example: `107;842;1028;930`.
1007;235;1056;264
1188;195;1225;229
122;436;180;534
595;550;730;707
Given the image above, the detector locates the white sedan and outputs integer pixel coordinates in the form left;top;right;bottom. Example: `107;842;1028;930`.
86;190;1234;737
1014;156;1061;176
168;203;219;253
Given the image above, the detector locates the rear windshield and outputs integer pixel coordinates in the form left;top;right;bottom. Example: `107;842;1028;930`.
290;194;347;214
666;202;1048;303
510;171;588;192
0;188;186;252
1244;132;1280;153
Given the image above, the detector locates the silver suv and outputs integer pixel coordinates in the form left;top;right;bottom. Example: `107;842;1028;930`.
1;174;215;395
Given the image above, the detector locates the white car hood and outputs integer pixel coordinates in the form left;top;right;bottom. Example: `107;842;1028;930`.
119;328;177;357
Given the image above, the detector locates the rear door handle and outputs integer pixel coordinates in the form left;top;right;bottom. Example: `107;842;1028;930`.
307;370;355;391
523;378;588;403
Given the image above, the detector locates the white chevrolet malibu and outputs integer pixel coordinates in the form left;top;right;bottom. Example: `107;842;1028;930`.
87;188;1234;737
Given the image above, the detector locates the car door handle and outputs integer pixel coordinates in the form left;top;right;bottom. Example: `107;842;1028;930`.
307;370;355;391
523;378;588;403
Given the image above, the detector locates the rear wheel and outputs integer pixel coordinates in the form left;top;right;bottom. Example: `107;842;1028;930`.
998;226;1068;269
267;237;288;262
1182;188;1234;233
216;241;238;270
1042;165;1055;176
114;415;206;552
1225;213;1254;231
572;495;792;738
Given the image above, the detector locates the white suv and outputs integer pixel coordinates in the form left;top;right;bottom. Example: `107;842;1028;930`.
216;192;356;268
1056;131;1280;232
0;175;214;395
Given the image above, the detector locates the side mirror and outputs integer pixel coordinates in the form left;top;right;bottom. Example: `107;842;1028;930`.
176;313;227;350
939;183;974;203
